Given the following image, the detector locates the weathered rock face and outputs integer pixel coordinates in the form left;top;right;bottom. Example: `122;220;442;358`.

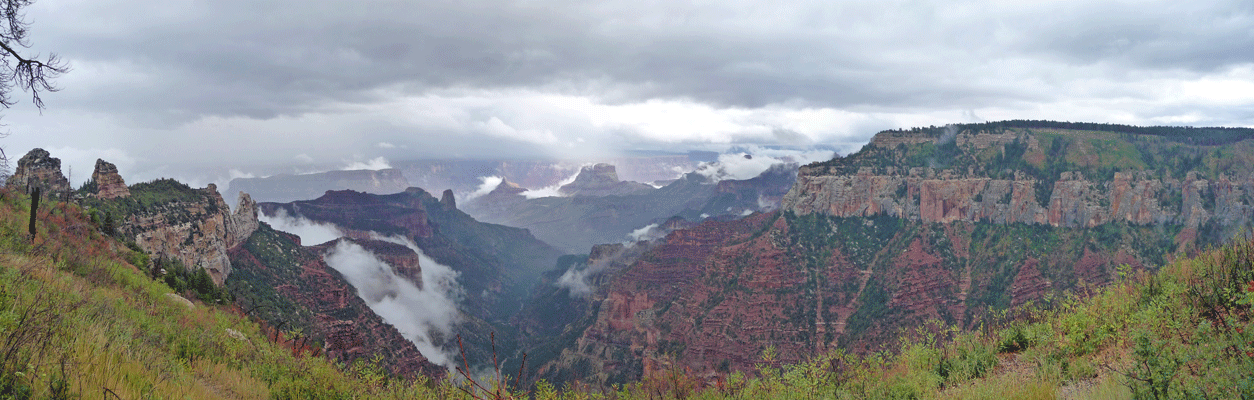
440;189;456;210
261;189;435;241
229;192;259;247
714;163;798;210
784;129;1254;233
6;148;71;197
559;163;655;197
125;184;260;284
91;159;130;199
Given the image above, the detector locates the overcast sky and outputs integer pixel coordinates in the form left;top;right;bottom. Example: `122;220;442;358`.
2;0;1252;186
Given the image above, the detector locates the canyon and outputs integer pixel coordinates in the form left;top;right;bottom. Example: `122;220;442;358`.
515;123;1254;385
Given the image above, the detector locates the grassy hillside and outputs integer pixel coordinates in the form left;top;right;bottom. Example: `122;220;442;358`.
0;189;471;398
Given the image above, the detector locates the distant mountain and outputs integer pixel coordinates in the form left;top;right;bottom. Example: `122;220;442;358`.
227;168;410;203
395;156;699;195
462;163;798;254
227;156;702;204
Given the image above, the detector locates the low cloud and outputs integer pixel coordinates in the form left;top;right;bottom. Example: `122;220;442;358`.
259;209;344;246
555;222;671;297
343;156;392;171
322;237;462;368
259;210;465;369
627;223;664;242
460;175;503;202
693;147;834;183
555;267;594;297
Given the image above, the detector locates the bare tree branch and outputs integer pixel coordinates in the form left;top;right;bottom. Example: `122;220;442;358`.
0;0;67;110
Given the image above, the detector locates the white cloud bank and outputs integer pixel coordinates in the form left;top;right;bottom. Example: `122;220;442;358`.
259;210;464;368
322;237;462;369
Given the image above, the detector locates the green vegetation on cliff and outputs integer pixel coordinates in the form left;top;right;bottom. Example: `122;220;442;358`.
817;121;1254;183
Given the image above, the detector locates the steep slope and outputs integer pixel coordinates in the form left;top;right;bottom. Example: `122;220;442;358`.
78;177;259;284
226;224;443;378
522;122;1254;385
258;187;565;367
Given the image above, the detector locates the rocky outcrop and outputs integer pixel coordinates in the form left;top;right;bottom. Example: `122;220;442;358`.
229;192;259;247
6;148;71;197
125;183;260;284
440;189;456;210
91;159;130;199
15;151;264;285
559;164;655;197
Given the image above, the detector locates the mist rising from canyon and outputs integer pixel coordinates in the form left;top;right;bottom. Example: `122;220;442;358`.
259;211;464;368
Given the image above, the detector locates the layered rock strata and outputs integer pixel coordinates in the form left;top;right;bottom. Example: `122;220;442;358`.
91;159;130;199
128;184;260;284
6;148;71;197
785;137;1254;230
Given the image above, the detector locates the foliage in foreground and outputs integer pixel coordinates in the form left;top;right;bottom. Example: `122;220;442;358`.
1;187;1251;399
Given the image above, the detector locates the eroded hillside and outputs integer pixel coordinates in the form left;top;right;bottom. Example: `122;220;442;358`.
520;122;1254;385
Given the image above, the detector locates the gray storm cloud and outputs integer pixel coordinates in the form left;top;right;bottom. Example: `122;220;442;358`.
6;0;1254;185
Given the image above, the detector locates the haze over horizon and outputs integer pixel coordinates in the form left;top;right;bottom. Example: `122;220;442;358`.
2;0;1252;187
